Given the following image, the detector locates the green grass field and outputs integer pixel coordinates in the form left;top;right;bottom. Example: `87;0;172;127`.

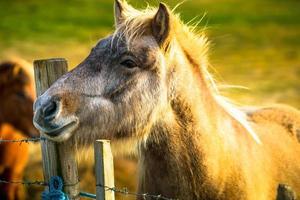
1;0;299;107
1;0;299;199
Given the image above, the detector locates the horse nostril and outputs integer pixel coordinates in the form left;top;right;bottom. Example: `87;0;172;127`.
43;100;59;121
33;97;62;132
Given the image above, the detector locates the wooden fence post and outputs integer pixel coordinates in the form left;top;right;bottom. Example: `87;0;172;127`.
94;140;115;200
276;184;297;200
33;58;80;199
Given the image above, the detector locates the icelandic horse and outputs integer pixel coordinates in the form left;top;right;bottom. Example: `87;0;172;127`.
0;60;38;200
33;1;300;199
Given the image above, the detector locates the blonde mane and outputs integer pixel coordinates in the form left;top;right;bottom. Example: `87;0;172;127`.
113;2;261;144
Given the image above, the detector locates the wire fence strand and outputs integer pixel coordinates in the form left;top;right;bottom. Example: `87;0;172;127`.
0;136;178;200
0;179;47;186
97;184;178;200
0;137;45;144
0;178;178;200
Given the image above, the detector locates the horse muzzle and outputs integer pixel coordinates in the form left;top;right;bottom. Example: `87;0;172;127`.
33;95;78;140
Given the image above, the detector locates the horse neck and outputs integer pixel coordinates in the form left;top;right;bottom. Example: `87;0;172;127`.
162;41;235;143
138;46;244;196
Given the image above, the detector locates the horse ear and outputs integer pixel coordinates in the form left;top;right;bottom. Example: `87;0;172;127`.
13;65;29;84
12;64;22;77
152;3;171;46
114;0;126;26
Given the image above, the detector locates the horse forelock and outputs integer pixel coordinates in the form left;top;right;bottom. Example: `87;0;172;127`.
112;5;155;49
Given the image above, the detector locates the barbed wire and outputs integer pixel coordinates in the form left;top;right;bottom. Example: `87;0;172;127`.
0;178;178;200
0;137;45;144
0;179;80;187
97;184;179;200
0;179;47;186
0;137;177;200
0;137;45;186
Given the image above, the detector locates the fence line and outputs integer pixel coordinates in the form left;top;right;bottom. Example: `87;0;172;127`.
97;184;179;200
0;137;294;200
0;179;46;186
0;137;45;143
0;178;76;187
0;137;178;200
0;177;178;200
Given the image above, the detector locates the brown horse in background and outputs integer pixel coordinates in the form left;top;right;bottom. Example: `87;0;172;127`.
0;60;38;200
33;1;300;199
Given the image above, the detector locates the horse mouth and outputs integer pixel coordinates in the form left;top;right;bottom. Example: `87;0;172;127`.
34;120;78;140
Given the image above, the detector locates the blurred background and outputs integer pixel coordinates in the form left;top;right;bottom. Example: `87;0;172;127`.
0;0;299;199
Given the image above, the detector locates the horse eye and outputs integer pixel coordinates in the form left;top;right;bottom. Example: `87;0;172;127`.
120;59;137;69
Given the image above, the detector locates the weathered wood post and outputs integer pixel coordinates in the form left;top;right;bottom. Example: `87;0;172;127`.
94;140;115;200
33;58;79;199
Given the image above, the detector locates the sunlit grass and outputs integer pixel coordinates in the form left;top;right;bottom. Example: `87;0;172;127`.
1;0;299;108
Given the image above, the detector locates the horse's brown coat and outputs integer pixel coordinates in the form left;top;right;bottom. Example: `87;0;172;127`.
0;124;29;200
33;1;300;199
0;60;38;200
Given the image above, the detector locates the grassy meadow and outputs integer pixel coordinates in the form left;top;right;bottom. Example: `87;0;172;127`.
1;0;299;107
0;0;299;199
